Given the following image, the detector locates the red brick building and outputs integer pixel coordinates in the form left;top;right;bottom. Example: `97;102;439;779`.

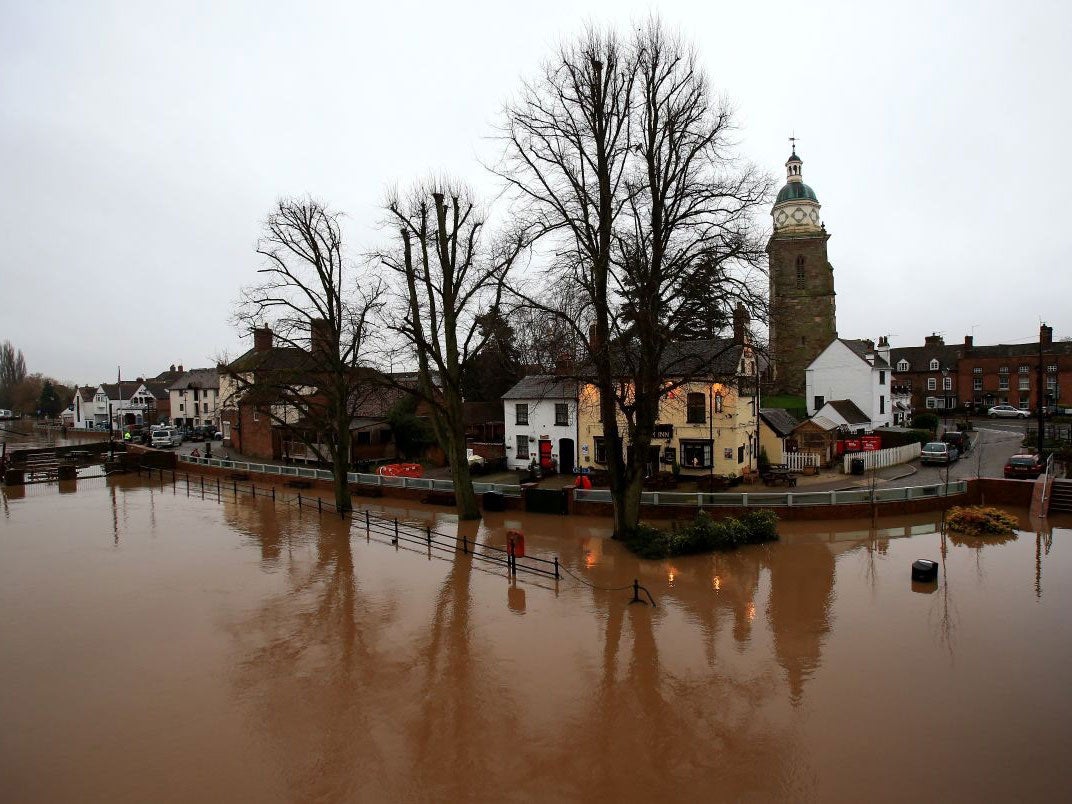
891;325;1071;414
956;325;1071;413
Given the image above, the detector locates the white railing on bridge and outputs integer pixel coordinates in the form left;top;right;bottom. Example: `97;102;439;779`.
842;442;921;474
178;454;523;497
574;480;966;508
784;452;820;471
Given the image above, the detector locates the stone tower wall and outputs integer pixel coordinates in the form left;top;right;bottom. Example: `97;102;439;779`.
767;232;837;395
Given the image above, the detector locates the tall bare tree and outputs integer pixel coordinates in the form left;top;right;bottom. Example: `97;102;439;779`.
230;197;385;513
380;181;526;519
0;341;27;409
499;21;771;537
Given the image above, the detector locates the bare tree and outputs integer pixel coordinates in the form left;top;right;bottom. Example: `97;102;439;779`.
498;20;771;537
0;341;27;409
380;181;527;519
230;197;385;513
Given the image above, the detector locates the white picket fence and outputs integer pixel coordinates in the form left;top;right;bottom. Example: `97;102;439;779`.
842;442;921;473
784;452;820;471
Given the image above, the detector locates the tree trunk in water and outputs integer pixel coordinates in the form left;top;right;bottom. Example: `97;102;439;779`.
613;471;644;539
333;414;352;514
446;435;481;520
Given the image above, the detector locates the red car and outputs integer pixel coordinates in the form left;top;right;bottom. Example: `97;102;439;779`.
1003;454;1044;479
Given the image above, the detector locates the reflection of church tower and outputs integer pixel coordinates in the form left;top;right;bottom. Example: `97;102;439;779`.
766;144;837;395
766;542;836;705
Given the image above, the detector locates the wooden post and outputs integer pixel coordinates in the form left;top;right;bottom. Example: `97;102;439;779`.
318;496;322;515
271;486;275;501
251;483;255;498
554;557;560;580
393;518;399;544
298;493;302;509
365;509;370;537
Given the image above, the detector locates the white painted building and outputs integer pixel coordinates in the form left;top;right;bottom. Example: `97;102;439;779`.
168;368;221;429
805;337;894;431
502;376;580;473
72;385;105;429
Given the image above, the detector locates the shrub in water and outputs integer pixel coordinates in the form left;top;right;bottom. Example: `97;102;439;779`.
623;509;779;558
946;506;1019;537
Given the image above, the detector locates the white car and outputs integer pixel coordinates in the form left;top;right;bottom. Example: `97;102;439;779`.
150;427;182;448
987;404;1029;419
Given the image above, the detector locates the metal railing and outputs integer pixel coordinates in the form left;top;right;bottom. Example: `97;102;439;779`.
574;480;968;507
179;454;523;497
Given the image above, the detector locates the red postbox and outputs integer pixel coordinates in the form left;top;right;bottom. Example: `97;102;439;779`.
507;529;526;558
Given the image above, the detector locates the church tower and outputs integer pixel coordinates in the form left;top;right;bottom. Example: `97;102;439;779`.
766;144;837;396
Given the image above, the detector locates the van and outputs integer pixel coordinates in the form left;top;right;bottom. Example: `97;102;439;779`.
151;427;181;449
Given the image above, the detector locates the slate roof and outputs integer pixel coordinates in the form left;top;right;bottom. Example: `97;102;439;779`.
824;399;871;425
592;338;746;379
759;407;799;437
502;375;578;401
142;381;171;399
889;341;962;372
100;381;143;400
167;367;220;392
839;338;891;370
75;385;97;400
962;341;1072;359
227;346;314;374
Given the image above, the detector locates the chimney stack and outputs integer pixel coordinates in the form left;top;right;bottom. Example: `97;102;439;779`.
177;364;183;373
1040;323;1053;347
310;318;334;359
170;364;176;372
253;325;273;353
732;303;750;345
964;334;973;352
924;333;945;348
588;323;601;354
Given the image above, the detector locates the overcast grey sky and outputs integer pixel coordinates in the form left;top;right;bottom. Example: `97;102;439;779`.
2;0;1069;384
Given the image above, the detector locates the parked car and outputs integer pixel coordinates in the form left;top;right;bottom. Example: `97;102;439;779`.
1004;454;1045;479
150;427;182;448
941;431;971;455
988;404;1029;419
188;427;205;442
921;441;958;466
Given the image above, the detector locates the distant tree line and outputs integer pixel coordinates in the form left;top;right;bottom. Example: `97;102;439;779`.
0;340;73;418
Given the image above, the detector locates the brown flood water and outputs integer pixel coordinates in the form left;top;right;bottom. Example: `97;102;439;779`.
2;473;1071;803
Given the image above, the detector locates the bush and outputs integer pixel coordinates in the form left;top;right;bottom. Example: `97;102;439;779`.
621;509;779;559
946;506;1019;536
911;412;939;431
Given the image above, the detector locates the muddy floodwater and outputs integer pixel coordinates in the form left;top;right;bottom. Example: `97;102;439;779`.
2;474;1071;802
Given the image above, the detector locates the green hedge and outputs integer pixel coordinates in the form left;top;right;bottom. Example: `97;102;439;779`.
622;510;779;559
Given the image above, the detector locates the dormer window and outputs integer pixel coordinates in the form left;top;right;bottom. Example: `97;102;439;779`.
929;358;939;371
897;359;909;372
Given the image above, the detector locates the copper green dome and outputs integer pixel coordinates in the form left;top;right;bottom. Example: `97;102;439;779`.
776;182;818;204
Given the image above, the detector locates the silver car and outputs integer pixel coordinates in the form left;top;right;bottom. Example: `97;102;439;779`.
921;441;958;466
988;404;1029;419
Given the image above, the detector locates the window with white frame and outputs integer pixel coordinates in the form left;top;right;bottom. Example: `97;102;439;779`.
593;436;606;464
927;378;936;391
926;397;936;409
680;440;712;468
999;376;1009;390
897;359;909;372
1019;376;1030;391
929;359;939;371
515;403;528;425
972;367;982;374
999;365;1009;374
1019;365;1029;374
554;403;569;426
516;434;529;460
973;378;982;391
943;377;952;390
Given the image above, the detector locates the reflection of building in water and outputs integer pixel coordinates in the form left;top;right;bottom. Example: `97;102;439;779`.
766;542;836;704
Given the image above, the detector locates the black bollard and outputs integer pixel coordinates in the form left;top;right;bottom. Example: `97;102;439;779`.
365;509;370;537
318;497;322;515
554;557;560;580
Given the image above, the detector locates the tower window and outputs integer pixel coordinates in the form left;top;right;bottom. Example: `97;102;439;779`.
800;336;806;346
795;256;806;287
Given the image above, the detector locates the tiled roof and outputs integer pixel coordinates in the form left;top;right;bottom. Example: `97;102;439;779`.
502;375;578;400
964;341;1072;359
839;338;891;370
227;346;314;374
759;407;799;437
889;343;962;372
100;381;142;400
825;399;870;425
167;367;220;392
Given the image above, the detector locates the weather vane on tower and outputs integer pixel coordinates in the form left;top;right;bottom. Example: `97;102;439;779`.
789;133;798;154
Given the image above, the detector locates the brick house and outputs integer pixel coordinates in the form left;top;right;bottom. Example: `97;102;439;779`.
956;325;1071;413
889;334;964;413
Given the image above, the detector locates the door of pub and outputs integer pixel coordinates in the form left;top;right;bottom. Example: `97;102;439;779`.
539;438;554;471
559;438;575;475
